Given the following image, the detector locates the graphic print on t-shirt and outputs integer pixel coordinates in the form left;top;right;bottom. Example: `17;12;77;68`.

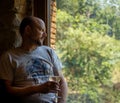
26;58;53;84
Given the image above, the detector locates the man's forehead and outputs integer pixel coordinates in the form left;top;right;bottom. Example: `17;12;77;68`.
34;19;45;30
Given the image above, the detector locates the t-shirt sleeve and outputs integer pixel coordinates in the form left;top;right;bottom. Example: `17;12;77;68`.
0;52;14;81
49;49;63;70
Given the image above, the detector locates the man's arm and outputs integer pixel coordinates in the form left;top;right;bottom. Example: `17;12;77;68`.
58;71;68;103
4;80;59;97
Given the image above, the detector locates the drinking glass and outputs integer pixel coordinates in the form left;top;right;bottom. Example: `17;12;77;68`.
49;76;61;103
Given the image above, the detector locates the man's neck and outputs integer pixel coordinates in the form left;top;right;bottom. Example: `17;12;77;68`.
20;42;38;52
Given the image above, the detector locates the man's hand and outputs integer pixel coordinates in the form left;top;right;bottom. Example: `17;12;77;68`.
38;81;60;93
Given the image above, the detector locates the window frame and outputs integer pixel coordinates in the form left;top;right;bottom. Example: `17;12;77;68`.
33;0;51;46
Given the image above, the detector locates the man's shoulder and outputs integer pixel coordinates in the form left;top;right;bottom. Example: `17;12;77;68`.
37;46;56;57
38;45;53;51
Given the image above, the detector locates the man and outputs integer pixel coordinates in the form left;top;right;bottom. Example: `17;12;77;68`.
0;16;68;103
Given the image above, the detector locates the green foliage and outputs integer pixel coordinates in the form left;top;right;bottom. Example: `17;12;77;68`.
56;0;120;39
56;0;79;15
56;0;120;103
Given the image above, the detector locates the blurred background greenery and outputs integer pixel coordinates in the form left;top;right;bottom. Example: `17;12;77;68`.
55;0;120;103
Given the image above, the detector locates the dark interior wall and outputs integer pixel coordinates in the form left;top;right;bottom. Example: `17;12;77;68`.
0;0;33;56
0;0;18;56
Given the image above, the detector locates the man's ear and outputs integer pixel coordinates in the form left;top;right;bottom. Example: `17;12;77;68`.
25;25;32;34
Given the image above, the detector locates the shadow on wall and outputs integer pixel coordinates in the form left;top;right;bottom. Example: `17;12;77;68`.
0;15;22;57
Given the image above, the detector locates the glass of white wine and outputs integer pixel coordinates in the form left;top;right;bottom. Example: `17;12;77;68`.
49;76;61;103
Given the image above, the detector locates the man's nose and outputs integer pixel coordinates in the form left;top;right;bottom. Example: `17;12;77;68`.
42;32;47;37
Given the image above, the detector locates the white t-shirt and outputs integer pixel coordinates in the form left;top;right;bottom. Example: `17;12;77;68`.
0;46;62;103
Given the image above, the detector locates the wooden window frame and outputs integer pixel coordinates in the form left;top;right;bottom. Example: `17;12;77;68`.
33;0;51;46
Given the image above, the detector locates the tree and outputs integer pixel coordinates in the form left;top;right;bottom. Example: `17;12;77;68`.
56;0;120;39
56;0;120;102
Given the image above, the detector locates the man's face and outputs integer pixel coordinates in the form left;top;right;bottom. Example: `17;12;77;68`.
29;19;47;46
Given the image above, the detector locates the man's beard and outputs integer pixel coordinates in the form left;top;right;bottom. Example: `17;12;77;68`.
34;39;42;46
31;38;44;46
